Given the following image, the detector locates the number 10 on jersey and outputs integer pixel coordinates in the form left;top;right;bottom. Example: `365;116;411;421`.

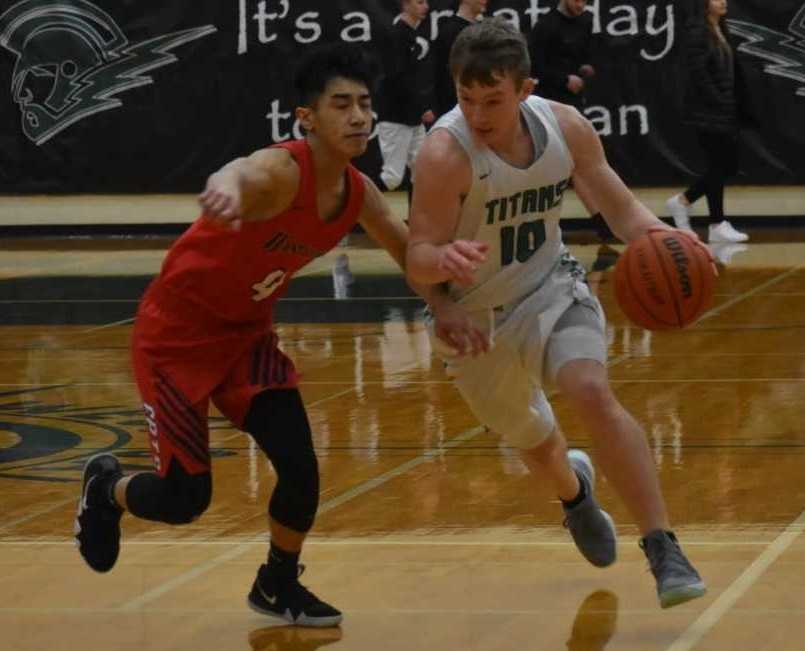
500;220;546;266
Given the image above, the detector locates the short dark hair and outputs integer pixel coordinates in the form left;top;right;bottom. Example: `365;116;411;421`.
449;17;531;87
294;43;375;106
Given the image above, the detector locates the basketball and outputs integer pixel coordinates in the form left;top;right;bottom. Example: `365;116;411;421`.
614;230;716;330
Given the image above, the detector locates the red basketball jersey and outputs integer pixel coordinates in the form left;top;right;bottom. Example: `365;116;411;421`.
157;139;365;324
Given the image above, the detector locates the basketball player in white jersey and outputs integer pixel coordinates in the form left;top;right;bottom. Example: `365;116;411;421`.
406;17;707;608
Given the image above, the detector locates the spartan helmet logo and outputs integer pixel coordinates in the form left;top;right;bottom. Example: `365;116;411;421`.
0;0;216;144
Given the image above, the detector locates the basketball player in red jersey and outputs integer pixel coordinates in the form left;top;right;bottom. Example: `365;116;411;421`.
73;43;483;627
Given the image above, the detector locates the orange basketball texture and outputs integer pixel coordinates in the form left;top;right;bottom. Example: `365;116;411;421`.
614;231;716;330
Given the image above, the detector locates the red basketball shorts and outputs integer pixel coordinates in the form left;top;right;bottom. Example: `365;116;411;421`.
130;282;298;477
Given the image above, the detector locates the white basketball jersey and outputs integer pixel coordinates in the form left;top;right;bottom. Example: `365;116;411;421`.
432;95;575;309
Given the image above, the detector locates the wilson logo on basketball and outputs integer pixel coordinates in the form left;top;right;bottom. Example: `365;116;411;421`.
661;236;692;298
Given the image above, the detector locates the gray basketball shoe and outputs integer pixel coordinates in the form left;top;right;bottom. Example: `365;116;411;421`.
563;450;617;567
640;529;707;608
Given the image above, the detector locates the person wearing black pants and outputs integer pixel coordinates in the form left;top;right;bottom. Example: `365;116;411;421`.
666;0;757;249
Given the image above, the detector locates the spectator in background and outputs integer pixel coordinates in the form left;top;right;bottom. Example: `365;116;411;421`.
376;0;435;200
666;0;756;248
528;0;596;111
528;0;613;245
432;0;488;119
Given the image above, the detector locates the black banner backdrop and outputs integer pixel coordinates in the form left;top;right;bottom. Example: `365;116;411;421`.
0;0;803;194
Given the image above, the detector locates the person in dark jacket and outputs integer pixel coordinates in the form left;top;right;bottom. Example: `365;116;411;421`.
432;0;487;118
666;0;756;246
376;0;435;193
528;0;614;245
528;0;596;111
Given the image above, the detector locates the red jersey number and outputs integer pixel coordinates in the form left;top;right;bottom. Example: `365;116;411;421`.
252;269;287;302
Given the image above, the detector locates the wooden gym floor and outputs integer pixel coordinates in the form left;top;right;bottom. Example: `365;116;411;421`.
2;195;805;650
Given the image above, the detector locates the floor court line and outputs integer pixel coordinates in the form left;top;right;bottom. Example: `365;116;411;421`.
695;266;803;324
665;509;805;651
7;607;804;616
76;317;135;335
116;425;486;612
0;539;788;547
0;498;77;535
5;376;805;387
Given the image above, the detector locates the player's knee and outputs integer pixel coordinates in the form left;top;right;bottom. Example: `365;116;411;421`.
468;393;556;450
563;375;614;413
163;471;212;524
521;427;564;465
504;413;557;450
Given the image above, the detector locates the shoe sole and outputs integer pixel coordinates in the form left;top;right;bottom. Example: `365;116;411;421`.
247;598;343;628
660;582;707;609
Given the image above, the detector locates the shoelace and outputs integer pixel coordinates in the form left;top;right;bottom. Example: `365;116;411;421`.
641;537;694;578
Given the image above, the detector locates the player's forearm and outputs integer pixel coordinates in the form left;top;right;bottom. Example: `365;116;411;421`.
611;199;668;243
406;241;454;285
408;278;453;311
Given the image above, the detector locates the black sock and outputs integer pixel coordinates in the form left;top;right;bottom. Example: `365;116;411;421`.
560;472;586;509
268;542;300;570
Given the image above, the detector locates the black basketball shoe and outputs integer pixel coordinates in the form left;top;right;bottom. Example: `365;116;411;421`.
248;563;342;627
74;453;123;573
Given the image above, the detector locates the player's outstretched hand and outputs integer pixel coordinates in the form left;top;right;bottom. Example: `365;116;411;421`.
198;182;243;231
432;301;490;357
437;240;488;287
